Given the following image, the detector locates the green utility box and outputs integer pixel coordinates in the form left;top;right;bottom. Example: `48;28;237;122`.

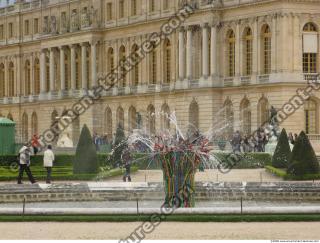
0;117;16;155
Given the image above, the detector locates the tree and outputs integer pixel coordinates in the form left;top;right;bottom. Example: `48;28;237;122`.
272;128;291;168
73;124;98;174
287;131;320;176
111;124;127;168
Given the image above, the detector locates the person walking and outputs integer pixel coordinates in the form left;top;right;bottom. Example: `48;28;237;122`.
122;148;132;182
17;143;36;184
43;145;55;184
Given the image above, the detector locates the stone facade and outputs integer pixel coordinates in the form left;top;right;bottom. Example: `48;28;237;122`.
0;0;319;145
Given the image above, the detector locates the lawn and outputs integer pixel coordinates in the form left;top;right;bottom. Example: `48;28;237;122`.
0;165;139;181
265;166;320;181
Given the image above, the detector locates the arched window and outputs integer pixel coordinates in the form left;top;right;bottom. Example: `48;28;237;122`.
119;45;126;87
243;28;253;76
147;104;155;135
227;30;235;77
305;99;318;134
261;25;271;74
116;106;124;129
149;43;157;84
131;44;139;86
240;98;251;135
8;62;14;97
128;106;137;132
189;100;199;130
31;112;38;136
258;97;270;126
104;107;113;140
34;58;40;94
0;63;5;98
22;113;28;142
107;47;115;73
303;22;318;74
163;39;171;84
223;99;234;138
25;60;31;96
161;104;170;130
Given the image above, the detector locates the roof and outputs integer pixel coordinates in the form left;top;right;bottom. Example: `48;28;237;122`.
0;117;15;126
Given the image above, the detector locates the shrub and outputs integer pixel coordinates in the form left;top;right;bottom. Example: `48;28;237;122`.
111;124;127;167
287;131;319;176
73;124;98;174
272;128;291;168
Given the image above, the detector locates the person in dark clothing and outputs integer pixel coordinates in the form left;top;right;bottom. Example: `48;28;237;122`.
122;148;132;182
17;144;36;184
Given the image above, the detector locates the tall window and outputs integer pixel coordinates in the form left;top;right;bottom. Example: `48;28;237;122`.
31;112;38;136
150;0;155;12
24;20;30;36
0;25;4;40
0;64;4;98
132;0;137;16
8;22;13;38
107;3;113;21
163;39;171;84
128;106;137;132
8;62;14;97
75;52;80;89
119;0;125;18
303;23;318;73
34;58;40;94
305;99;317;134
258;97;270;126
132;45;139;86
227;30;235;77
104;107;113;140
107;47;114;73
223;99;234;139
240;98;251;135
244;28;253;76
147;105;155;135
25;60;31;95
189;100;199;131
150;44;157;84
117;106;125;129
262;25;271;74
34;18;39;34
163;0;169;10
22;113;28;142
161;104;170;130
119;46;126;87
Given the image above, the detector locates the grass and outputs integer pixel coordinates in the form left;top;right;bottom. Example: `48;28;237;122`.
0;214;320;222
265;166;320;181
0;166;139;181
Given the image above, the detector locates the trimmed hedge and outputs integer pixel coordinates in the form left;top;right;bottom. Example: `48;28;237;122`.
266;165;320;181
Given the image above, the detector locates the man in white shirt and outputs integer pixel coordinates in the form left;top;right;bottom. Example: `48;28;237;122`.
17;143;36;184
43;145;55;184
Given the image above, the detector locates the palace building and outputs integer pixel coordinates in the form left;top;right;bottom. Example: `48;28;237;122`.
0;0;319;146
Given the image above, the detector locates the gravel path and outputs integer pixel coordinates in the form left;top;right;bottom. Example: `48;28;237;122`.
0;222;319;240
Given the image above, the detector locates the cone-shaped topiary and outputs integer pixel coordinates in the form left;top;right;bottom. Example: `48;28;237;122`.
272;128;291;168
111;124;127;168
73;124;98;174
287;131;319;176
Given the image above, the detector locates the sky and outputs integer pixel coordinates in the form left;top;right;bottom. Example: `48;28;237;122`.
0;0;16;8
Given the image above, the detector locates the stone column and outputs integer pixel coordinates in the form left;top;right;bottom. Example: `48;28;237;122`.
49;48;55;92
40;49;46;93
4;58;8;97
70;45;76;90
178;27;185;80
60;47;66;91
211;24;217;79
81;43;87;90
30;56;35;95
202;23;209;79
186;26;193;80
91;41;97;87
